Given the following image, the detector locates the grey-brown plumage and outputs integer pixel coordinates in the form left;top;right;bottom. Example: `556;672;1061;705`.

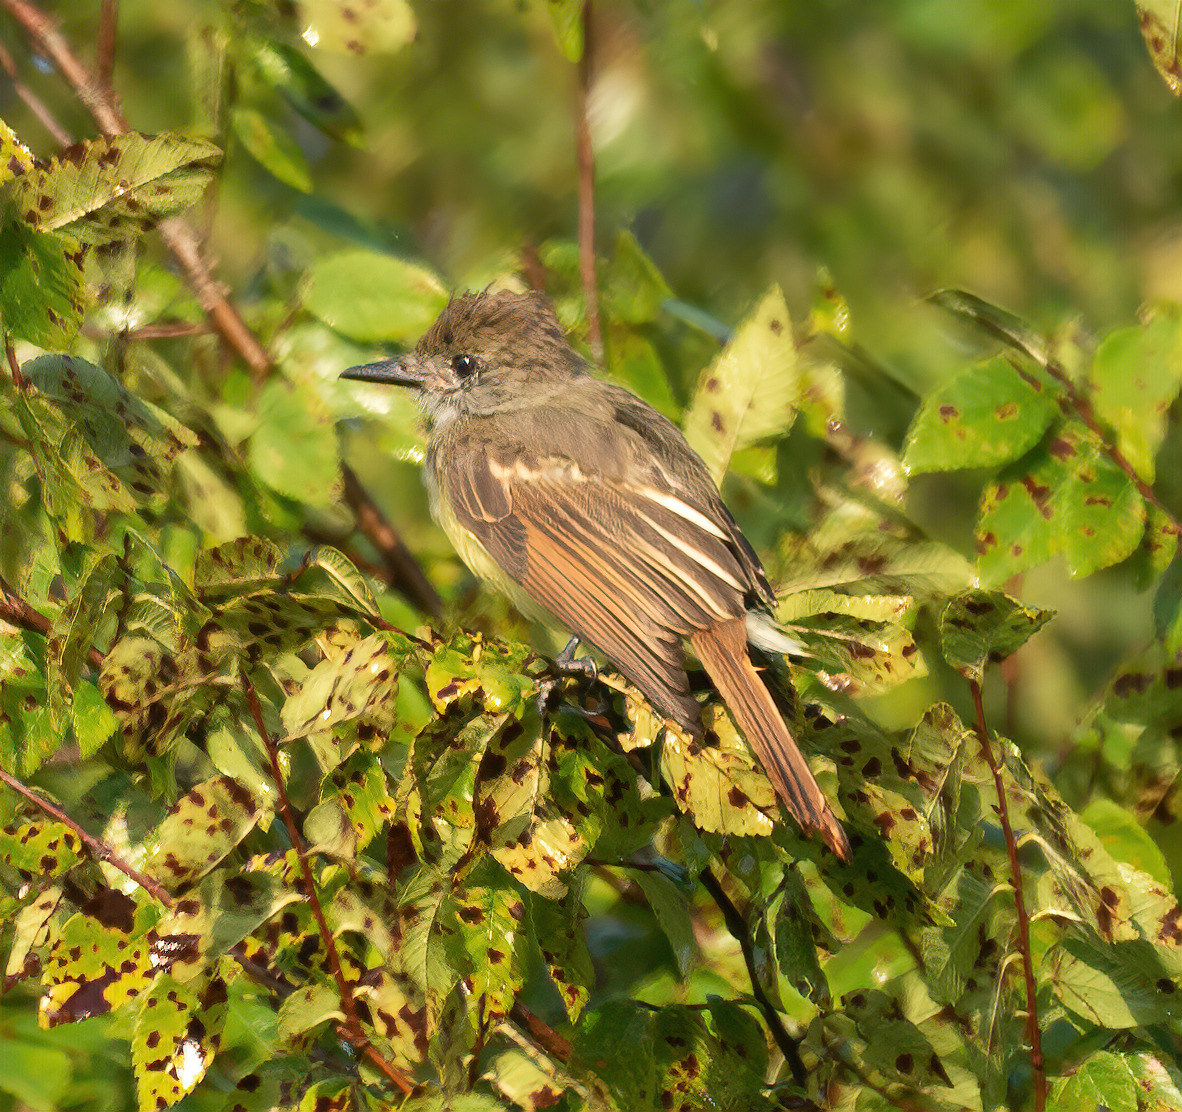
342;289;851;859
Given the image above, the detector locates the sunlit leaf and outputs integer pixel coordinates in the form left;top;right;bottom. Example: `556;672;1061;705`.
683;286;800;484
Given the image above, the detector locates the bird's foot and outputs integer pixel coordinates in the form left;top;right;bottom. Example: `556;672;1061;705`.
535;637;601;720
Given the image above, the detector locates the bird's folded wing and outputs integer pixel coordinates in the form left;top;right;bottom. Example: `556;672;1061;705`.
441;441;752;727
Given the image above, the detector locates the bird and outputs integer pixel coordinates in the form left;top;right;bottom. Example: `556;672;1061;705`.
341;289;851;859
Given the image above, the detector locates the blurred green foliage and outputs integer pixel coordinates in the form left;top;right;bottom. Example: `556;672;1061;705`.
3;2;1182;1110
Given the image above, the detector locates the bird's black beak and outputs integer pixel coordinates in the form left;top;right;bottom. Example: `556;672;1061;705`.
339;356;424;388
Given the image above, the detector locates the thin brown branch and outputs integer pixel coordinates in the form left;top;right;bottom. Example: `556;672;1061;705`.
970;679;1045;1112
0;766;174;906
0;0;274;380
342;462;442;618
574;1;601;362
697;868;807;1088
0;37;73;145
0;576;105;669
510;1001;573;1063
4;334;26;390
96;0;117;94
242;677;413;1097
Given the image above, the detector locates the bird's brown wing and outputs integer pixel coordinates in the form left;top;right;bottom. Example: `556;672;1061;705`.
440;435;753;728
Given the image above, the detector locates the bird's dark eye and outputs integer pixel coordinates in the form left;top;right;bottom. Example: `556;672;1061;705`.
451;354;476;379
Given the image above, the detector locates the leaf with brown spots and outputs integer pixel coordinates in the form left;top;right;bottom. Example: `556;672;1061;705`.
1138;2;1182;94
451;860;526;1025
530;887;593;1022
0;819;84;880
903;355;1059;474
282;632;409;742
131;969;226;1112
15;132;220;245
683;285;801;485
939;588;1053;683
39;904;157;1026
297;0;416;57
976;419;1145;582
145;775;263;890
0;217;85;347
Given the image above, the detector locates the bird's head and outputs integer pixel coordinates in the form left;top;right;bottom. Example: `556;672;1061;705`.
340;289;587;424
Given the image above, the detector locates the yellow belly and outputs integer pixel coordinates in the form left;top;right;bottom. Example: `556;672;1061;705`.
433;480;555;627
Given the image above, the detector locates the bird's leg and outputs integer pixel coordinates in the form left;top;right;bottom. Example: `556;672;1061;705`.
554;635;597;680
536;636;604;720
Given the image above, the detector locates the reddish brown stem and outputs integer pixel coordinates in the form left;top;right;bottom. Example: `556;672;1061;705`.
242;677;413;1096
96;0;117;93
0;766;174;906
4;334;25;390
574;1;601;362
0;576;105;669
510;1001;573;1062
970;679;1045;1111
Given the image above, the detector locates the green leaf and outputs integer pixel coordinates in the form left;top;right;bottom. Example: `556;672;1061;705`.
529;887;593;1021
276;983;344;1041
1048;936;1182;1028
248;39;363;144
249;375;340;507
1087;313;1182;483
0;218;84;347
939;589;1053;682
304;248;447;344
546;0;584;62
629;868;697;978
976;419;1146;582
902;355;1059;473
1137;2;1182;95
682;285;800;484
14;132;220;244
297;0;416;55
1048;1051;1139;1112
603;230;672;325
72;679;120;755
772;868;830;1003
231;106;313;192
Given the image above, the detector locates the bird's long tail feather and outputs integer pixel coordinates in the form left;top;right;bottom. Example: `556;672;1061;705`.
690;618;851;860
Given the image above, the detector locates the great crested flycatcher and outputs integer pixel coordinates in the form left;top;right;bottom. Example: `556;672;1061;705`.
342;289;851;859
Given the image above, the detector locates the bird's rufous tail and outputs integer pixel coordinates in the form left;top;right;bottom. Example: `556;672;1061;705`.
690;618;851;860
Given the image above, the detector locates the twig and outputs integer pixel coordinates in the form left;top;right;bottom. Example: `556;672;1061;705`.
0;576;105;669
0;37;73;145
697;868;807;1088
510;1001;573;1062
0;0;273;380
96;0;117;94
341;463;442;618
573;1;601;362
0;766;174;906
242;677;414;1096
4;334;25;390
969;679;1045;1111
